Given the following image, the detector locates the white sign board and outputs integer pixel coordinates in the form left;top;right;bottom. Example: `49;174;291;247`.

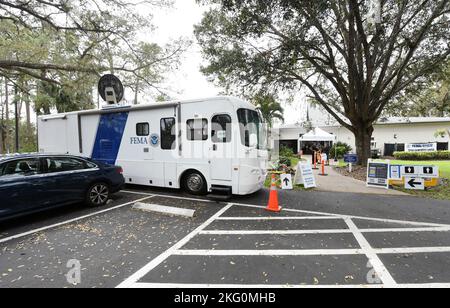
367;160;390;189
389;165;402;180
401;165;439;178
281;174;293;190
295;163;317;189
404;177;425;190
406;143;437;152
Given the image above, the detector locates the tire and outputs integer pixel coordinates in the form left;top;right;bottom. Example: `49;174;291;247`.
85;183;110;207
183;171;207;195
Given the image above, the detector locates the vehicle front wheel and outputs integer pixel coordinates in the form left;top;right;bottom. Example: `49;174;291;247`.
86;183;110;207
183;172;207;195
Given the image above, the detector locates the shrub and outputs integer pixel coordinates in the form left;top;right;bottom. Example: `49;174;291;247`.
330;142;353;159
393;151;450;160
278;156;292;167
279;146;295;157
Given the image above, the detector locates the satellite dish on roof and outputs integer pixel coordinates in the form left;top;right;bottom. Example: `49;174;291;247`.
98;74;124;105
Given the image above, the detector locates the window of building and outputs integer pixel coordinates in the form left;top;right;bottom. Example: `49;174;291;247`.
212;114;232;143
136;123;150;136
187;119;208;141
161;118;176;150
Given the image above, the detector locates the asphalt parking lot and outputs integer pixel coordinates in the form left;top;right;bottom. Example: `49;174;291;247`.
1;186;450;288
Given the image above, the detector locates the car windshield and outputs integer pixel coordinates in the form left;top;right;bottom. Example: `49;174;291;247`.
237;108;267;150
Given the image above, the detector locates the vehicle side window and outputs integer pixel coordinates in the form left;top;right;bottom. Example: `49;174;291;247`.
187;119;208;141
46;157;89;173
0;159;41;177
212;114;232;143
136;123;150;136
161;118;176;150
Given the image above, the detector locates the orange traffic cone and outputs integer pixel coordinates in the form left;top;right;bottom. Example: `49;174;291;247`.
266;174;282;213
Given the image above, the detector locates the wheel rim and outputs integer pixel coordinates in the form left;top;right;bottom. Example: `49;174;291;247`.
186;174;204;192
90;184;109;205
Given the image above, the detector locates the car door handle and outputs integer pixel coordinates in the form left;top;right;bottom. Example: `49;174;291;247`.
213;145;218;151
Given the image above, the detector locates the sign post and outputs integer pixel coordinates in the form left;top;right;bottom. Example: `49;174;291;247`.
344;154;358;173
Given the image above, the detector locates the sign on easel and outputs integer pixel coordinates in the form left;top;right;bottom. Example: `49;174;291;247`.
367;160;390;189
281;174;293;190
295;163;317;189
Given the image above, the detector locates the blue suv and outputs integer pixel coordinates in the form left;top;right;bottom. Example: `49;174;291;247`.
0;154;125;221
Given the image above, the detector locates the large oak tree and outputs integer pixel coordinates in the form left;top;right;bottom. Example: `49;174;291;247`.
195;0;450;164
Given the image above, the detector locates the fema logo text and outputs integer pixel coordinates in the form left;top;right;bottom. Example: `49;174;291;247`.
130;137;149;145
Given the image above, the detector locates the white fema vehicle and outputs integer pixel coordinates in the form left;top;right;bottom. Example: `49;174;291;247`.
38;96;268;200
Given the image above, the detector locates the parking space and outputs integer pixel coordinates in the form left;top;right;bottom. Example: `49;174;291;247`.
1;187;450;288
118;198;450;288
0;192;226;288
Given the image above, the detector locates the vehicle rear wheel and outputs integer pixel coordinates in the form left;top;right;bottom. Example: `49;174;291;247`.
86;183;110;207
183;172;207;195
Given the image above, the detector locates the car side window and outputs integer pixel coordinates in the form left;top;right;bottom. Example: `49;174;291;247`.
0;159;41;177
46;157;89;173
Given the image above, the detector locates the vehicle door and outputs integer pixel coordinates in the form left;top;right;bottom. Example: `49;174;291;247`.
0;158;45;216
43;157;99;205
210;114;233;181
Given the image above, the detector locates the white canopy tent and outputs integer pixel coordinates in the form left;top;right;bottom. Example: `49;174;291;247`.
298;128;337;154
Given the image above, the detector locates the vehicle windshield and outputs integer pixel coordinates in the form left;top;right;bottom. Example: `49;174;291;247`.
237;108;267;150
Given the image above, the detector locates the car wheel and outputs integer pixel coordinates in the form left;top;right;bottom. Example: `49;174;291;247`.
183;172;207;195
86;183;110;207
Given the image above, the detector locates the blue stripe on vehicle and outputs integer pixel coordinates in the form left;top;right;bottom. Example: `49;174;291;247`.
91;112;129;165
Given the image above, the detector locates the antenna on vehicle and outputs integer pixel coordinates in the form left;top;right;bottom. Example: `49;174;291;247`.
98;74;124;106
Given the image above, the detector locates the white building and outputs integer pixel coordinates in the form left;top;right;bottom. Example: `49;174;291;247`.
273;117;450;156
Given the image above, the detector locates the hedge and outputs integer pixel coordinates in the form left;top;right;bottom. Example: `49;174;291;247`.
393;151;450;161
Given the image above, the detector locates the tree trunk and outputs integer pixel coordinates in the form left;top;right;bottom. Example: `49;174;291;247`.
24;81;31;129
354;125;374;167
14;85;19;153
134;79;139;105
4;77;9;153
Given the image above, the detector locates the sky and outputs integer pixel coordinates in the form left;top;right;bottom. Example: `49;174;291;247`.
139;0;305;125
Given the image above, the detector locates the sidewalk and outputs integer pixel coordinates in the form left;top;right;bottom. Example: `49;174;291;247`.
303;155;407;196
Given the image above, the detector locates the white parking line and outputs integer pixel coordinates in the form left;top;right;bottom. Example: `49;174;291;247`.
345;218;397;287
232;202;450;228
199;227;450;235
0;195;154;245
215;216;340;221
122;190;216;204
199;229;353;235
117;203;235;288
376;247;450;254
173;249;364;256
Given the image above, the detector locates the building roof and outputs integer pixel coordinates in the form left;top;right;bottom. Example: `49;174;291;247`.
277;117;450;130
375;117;450;125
